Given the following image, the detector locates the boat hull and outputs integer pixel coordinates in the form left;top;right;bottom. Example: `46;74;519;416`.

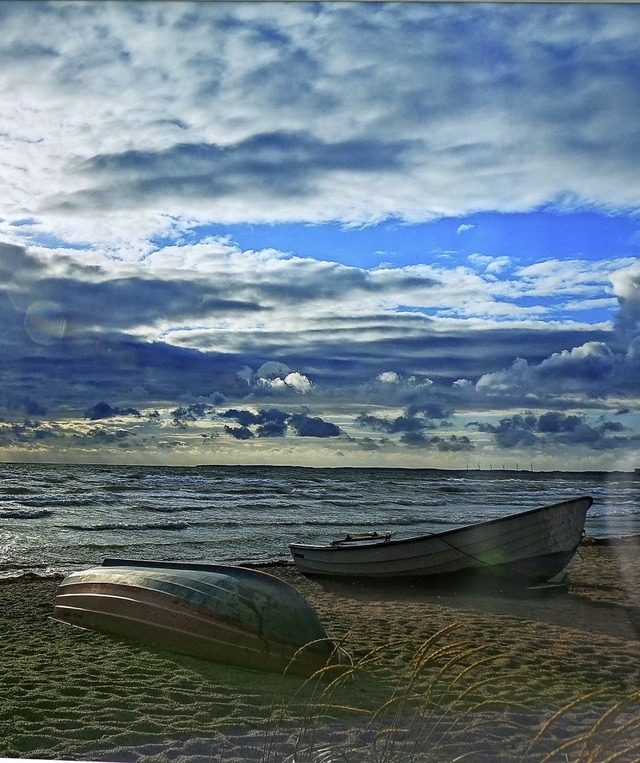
53;559;339;676
289;496;592;584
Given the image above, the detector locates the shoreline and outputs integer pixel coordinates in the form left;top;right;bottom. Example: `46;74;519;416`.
1;539;639;762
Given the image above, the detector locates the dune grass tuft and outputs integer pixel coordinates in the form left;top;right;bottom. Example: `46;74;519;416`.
256;626;640;763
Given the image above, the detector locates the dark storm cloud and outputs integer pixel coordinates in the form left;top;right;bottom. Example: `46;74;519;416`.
82;427;132;445
221;409;262;428
85;402;141;421
0;243;43;281
0;419;54;446
1;238;636;443
357;403;457;448
246;323;612;393
224;425;254;441
255;408;289;438
220;408;340;439
356;411;440;436
288;413;340;438
33;275;260;331
56;132;418;211
1;243;261;340
469;411;634;451
0;330;248;417
399;432;474;452
0;394;47;418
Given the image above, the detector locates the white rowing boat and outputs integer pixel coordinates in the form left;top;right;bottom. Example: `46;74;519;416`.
289;496;592;584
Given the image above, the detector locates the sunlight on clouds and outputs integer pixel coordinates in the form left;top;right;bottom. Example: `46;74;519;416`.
258;373;313;394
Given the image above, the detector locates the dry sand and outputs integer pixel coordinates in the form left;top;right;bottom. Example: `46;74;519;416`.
1;538;640;763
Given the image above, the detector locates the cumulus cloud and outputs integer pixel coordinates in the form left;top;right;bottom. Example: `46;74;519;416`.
612;265;640;339
476;342;619;399
377;371;400;384
244;362;315;394
258;371;313;394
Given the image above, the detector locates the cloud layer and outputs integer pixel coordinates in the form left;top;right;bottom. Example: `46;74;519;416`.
2;2;640;249
1;2;639;468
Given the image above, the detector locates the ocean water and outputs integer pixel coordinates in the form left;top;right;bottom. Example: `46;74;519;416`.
0;462;638;579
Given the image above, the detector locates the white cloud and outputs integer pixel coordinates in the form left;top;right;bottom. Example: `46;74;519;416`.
2;3;640;250
475;341;627;402
283;372;313;393
0;3;639;467
611;264;640;337
257;371;313;394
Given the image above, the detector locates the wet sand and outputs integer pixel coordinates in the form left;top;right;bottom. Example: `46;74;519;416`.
1;538;640;762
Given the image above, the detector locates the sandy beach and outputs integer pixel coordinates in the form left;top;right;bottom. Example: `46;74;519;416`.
2;538;640;763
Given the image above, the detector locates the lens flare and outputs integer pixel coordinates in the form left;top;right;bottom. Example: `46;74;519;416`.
25;301;67;344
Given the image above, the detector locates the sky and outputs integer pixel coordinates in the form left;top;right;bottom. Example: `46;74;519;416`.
1;1;639;470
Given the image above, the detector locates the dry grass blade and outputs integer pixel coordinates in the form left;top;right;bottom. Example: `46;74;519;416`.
427;644;487;688
586;725;640;763
373;726;411;740
586;690;640;739
530;691;640;763
414;622;462;657
526;687;614;753
286;745;355;762
466;698;529;713
258;621;640;763
301;702;371;717
349;636;422;672
445;652;502;691
285;637;349;679
444;673;503;707
369;691;425;722
410;640;472;683
579;692;640;763
598;740;640;763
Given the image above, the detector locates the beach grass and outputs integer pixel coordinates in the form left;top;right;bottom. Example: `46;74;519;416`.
259;625;640;763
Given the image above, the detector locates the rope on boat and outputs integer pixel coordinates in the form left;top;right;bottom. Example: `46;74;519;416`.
431;533;492;567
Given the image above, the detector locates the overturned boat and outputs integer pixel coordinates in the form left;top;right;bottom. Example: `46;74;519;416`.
53;558;341;676
289;496;593;585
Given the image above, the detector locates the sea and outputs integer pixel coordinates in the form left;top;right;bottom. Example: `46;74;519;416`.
0;462;639;580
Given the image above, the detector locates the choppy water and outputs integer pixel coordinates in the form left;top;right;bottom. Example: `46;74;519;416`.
0;462;638;579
